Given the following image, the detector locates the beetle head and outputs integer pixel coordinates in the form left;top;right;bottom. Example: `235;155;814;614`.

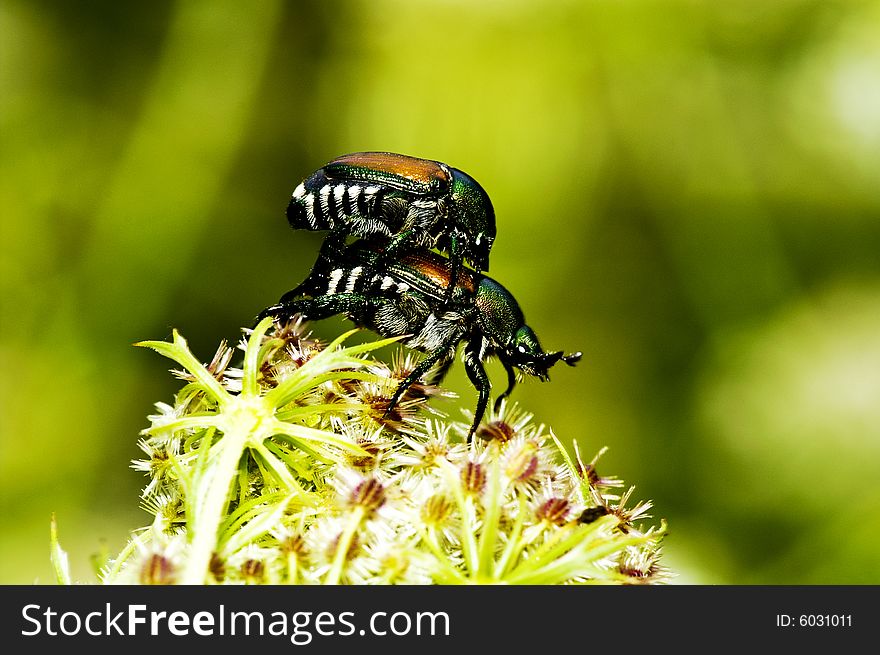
475;277;581;379
449;168;496;271
506;326;582;380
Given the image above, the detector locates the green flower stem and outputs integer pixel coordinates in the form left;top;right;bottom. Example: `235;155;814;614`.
436;458;479;576
419;527;466;584
286;552;299;585
104;538;140;583
221;494;293;556
477;451;502;576
493;493;528;578
505;517;628;584
50;515;71;586
221;491;287;537
180;398;263;584
524;521;574;566
177;319;276;584
250;440;303;492
325;506;366;584
146;415;221;435
276;403;371;421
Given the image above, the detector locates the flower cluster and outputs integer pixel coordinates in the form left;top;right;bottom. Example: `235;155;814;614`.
64;318;667;585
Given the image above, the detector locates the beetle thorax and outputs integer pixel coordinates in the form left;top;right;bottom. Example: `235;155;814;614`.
474;277;525;344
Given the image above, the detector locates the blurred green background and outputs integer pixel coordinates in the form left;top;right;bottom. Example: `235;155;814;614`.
2;0;879;585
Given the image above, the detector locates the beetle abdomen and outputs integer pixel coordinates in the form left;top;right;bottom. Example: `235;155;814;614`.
316;259;411;300
287;171;391;235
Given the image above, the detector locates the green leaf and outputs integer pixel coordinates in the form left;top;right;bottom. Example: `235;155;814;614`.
49;514;71;586
264;331;402;409
220;492;295;555
241;317;276;397
142;414;222;436
270;420;371;456
136;330;229;407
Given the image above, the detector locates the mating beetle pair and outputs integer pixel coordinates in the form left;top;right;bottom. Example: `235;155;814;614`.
261;152;580;441
286;152;495;305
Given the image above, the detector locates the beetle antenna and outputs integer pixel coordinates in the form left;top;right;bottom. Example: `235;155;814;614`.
562;351;582;366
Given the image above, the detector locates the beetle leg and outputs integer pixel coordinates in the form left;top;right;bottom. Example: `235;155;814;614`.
276;266;328;305
257;292;371;325
257;235;348;325
380;228;415;265
318;228;347;263
385;228;413;255
256;301;292;324
256;265;331;325
462;339;491;443
424;354;454;386
386;333;460;415
444;234;462;307
494;358;517;412
367;228;415;279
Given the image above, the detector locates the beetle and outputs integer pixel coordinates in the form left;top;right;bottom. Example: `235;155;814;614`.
258;240;581;441
286;152;496;303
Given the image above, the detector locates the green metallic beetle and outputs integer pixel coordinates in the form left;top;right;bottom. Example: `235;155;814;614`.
286;152;497;303
259;239;581;441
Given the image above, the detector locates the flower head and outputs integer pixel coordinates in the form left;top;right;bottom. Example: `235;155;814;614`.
88;318;668;586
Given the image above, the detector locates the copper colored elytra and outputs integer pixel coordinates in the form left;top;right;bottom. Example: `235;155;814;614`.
330;152;450;187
